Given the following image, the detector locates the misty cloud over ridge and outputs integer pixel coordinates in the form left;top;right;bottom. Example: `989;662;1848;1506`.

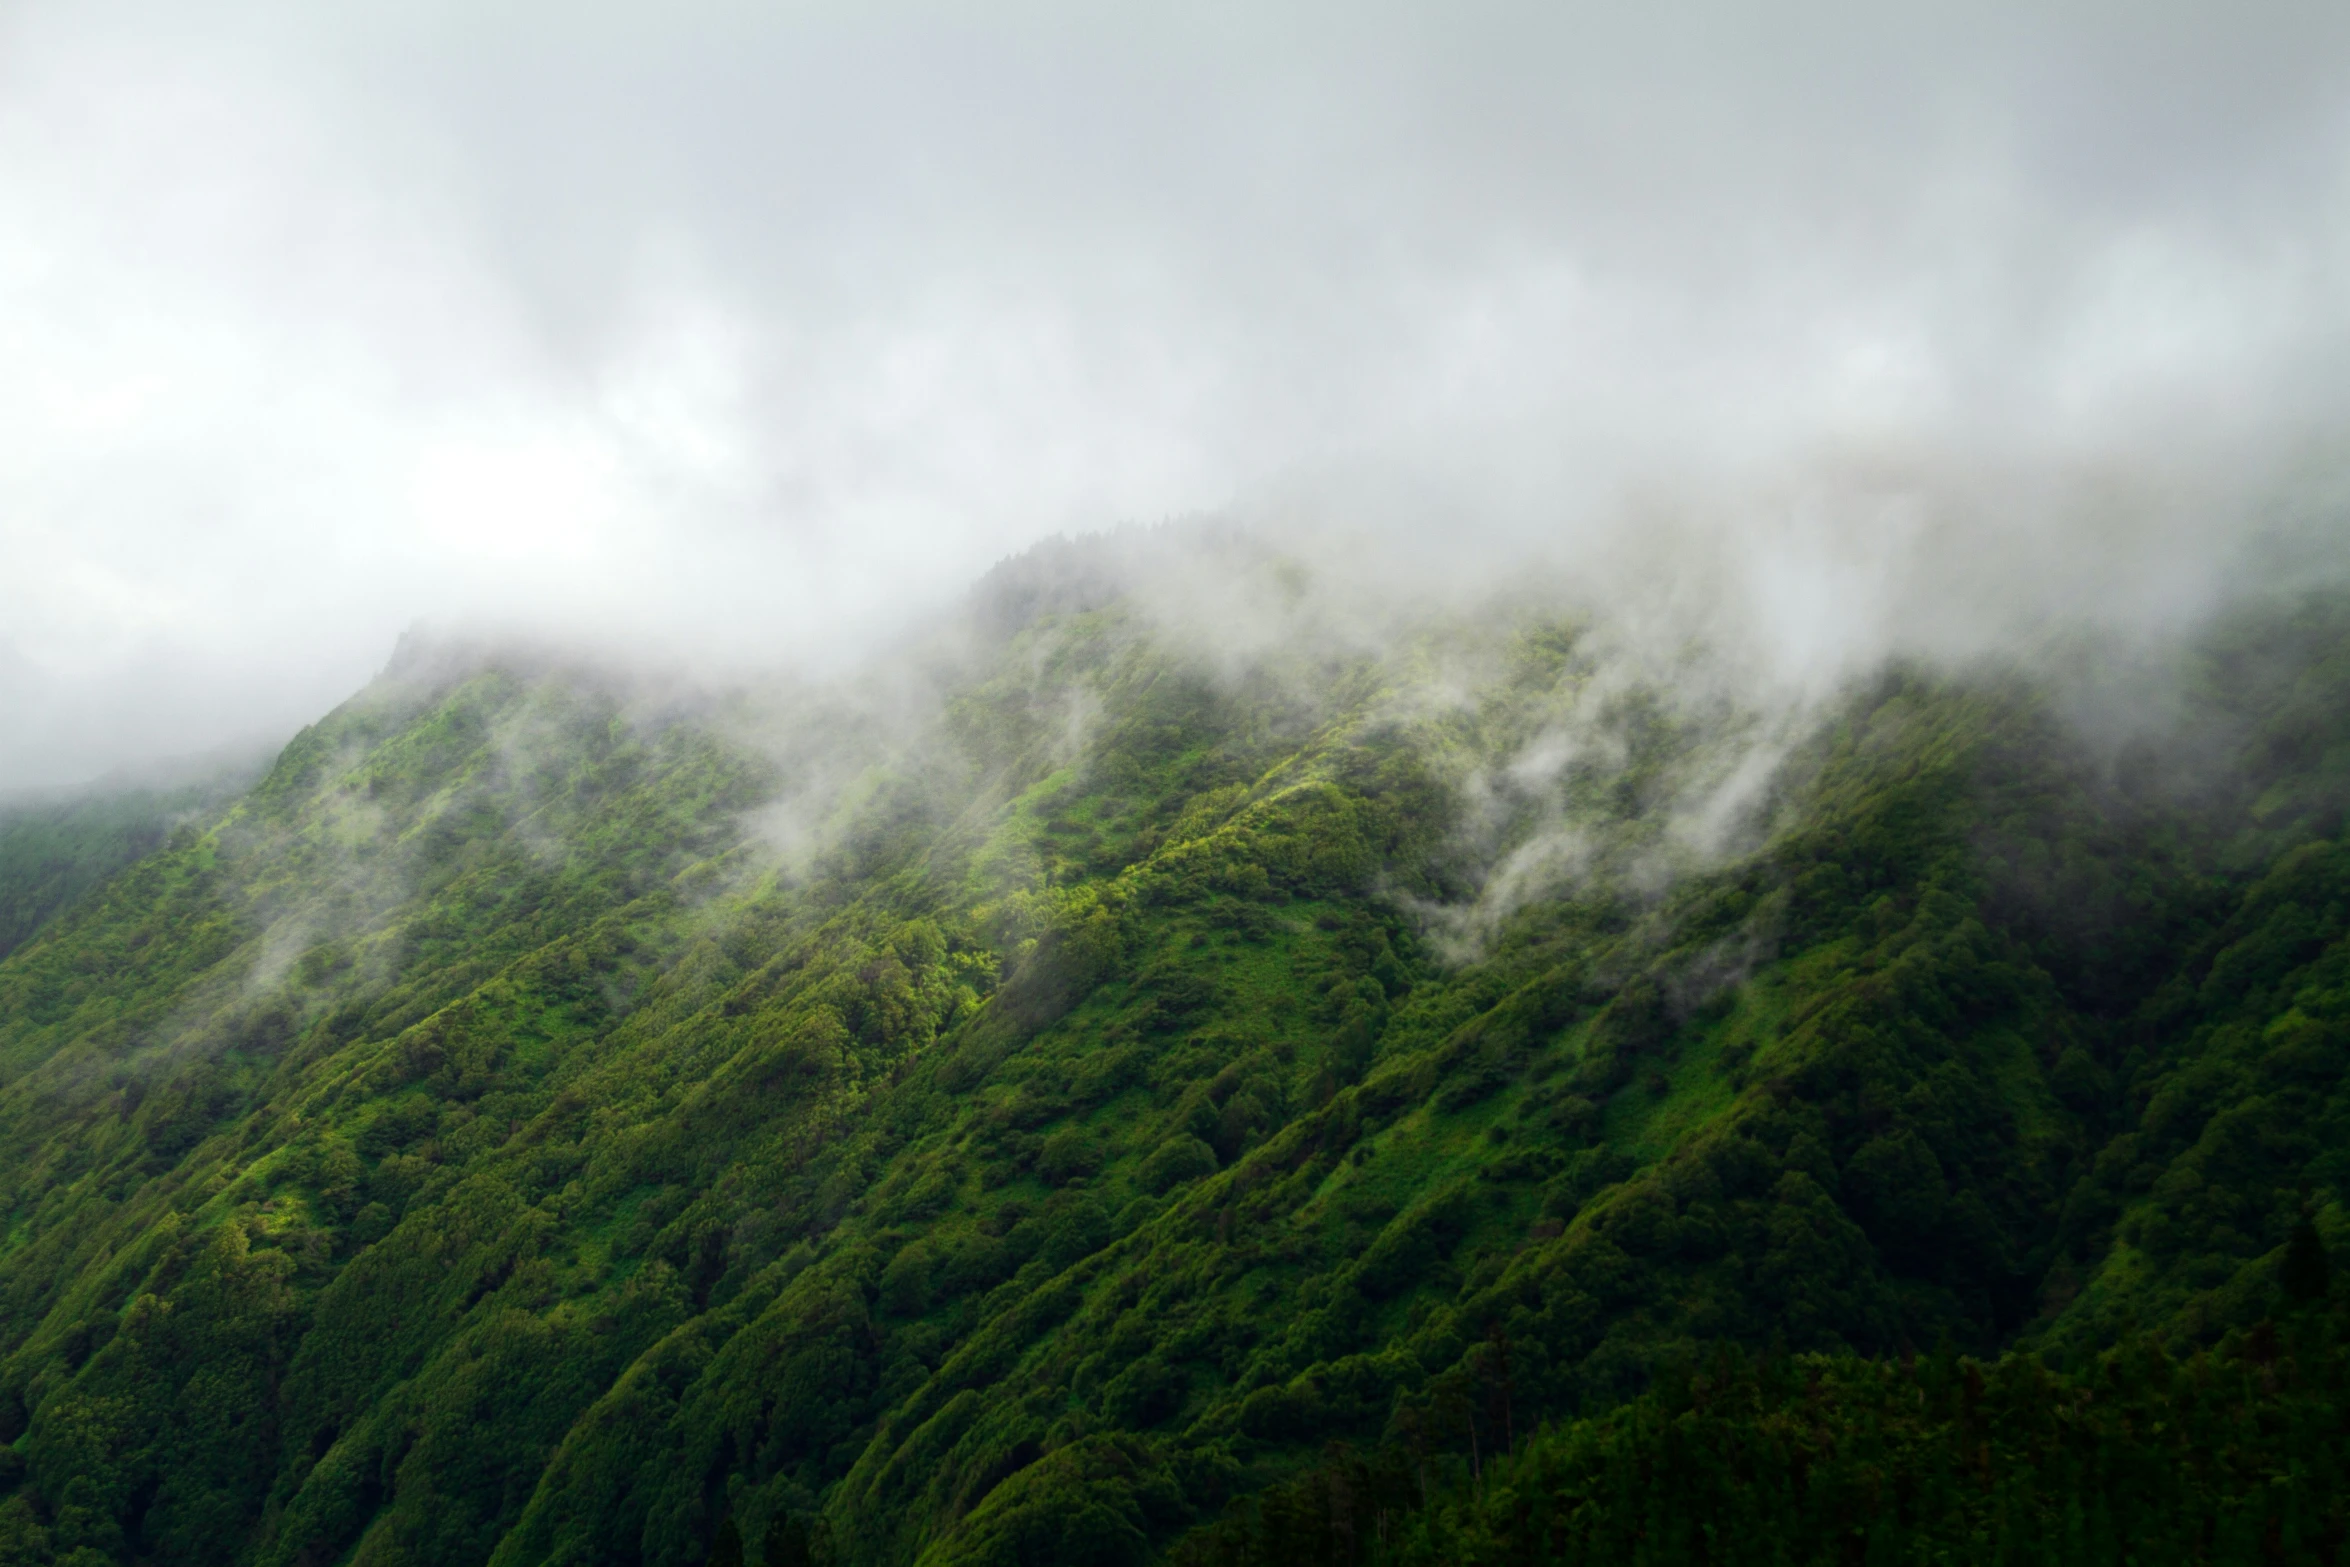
5;0;2350;790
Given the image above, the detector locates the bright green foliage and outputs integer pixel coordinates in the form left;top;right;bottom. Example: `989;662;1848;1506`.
0;542;2345;1567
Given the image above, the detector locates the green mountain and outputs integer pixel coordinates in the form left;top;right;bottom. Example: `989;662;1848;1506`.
0;764;256;965
0;534;2344;1566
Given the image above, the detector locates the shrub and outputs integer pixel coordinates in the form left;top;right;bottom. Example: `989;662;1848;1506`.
1038;1128;1105;1185
1139;1135;1218;1195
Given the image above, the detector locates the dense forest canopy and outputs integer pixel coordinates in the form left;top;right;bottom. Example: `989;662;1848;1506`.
0;767;256;967
0;531;2344;1566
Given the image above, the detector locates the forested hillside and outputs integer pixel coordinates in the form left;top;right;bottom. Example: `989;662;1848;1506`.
0;769;254;964
0;536;2343;1567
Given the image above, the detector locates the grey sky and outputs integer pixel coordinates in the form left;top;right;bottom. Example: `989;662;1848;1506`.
5;0;2349;790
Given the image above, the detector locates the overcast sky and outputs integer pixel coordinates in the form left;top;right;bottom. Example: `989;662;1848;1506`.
5;1;2350;792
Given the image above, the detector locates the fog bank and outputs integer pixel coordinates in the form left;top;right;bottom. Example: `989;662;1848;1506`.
5;0;2349;789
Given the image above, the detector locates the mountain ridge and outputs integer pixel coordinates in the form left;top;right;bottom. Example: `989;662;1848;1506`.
0;546;2344;1566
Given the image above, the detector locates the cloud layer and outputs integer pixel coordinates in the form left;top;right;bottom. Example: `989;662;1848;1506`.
5;0;2350;790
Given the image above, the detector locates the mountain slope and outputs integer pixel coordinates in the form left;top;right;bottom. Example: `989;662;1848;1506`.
0;544;2343;1567
0;765;255;965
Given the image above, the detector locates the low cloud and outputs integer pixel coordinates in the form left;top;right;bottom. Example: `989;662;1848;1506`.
4;0;2348;789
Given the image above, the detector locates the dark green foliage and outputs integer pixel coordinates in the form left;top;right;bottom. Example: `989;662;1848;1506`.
2285;1217;2331;1304
0;563;2347;1566
1176;1313;2350;1565
762;1514;813;1567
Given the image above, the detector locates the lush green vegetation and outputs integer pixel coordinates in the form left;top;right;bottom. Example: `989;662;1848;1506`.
0;540;2343;1566
0;770;250;963
1175;1305;2348;1565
